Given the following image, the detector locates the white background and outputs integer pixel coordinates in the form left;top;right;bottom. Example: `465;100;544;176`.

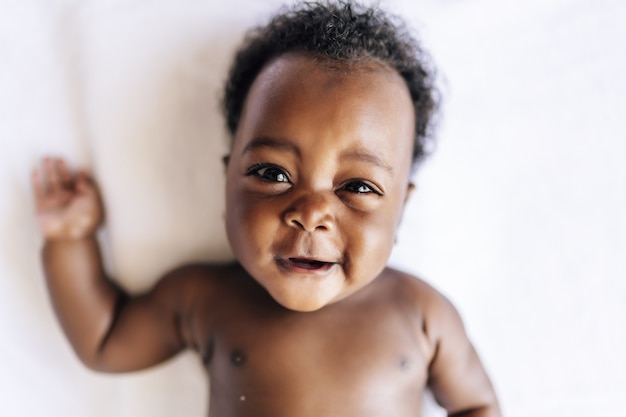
1;0;625;416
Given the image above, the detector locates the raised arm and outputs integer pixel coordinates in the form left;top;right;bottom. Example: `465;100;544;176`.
33;158;192;372
425;292;502;417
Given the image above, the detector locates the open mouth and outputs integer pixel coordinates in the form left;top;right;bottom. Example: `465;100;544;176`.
277;258;335;272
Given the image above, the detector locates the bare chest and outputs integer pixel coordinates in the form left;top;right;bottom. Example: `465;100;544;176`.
193;289;431;416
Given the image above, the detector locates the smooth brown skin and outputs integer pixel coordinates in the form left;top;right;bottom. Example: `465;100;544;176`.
33;54;501;417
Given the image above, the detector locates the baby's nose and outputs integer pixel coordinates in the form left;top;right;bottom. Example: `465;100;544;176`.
283;192;335;232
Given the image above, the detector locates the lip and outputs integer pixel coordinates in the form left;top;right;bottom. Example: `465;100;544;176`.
276;257;337;275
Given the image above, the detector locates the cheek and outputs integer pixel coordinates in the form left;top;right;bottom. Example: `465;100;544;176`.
225;181;254;254
226;189;277;256
343;208;398;273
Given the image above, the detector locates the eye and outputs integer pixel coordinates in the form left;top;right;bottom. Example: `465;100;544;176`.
247;164;290;183
341;180;381;195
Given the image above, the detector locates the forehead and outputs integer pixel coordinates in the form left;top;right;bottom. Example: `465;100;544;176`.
234;53;415;168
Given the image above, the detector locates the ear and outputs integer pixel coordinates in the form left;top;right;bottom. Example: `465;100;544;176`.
222;154;230;168
404;182;416;205
394;182;416;243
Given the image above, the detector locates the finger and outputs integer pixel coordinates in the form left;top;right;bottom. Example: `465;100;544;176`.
31;169;47;203
57;159;73;188
75;170;94;193
43;157;61;192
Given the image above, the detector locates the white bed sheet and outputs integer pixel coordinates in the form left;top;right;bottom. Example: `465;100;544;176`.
2;0;625;416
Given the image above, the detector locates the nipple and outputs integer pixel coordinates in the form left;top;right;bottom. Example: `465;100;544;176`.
398;356;411;372
230;349;246;367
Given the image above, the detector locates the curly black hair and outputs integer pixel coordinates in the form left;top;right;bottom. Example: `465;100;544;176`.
223;0;438;168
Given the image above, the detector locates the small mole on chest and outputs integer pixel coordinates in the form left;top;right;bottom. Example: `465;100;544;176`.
230;349;246;367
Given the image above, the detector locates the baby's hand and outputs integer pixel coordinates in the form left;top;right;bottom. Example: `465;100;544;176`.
32;158;103;240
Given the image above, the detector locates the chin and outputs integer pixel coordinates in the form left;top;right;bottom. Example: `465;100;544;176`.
267;287;337;313
273;295;330;313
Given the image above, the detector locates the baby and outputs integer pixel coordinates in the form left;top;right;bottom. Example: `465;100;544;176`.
32;1;501;416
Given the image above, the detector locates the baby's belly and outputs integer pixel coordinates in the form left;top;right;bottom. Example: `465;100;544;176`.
207;377;423;417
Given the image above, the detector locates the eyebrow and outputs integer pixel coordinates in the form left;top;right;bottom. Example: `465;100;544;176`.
241;136;300;157
242;136;393;173
340;149;394;173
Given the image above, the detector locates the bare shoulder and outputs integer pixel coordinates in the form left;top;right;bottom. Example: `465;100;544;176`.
381;267;458;315
145;261;244;348
150;261;241;305
141;262;226;326
141;261;248;324
380;267;438;295
382;268;501;414
380;267;467;345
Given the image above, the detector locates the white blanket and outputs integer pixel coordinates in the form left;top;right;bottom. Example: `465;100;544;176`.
1;0;625;416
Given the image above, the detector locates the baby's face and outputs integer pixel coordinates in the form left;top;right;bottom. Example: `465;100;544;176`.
225;54;415;311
